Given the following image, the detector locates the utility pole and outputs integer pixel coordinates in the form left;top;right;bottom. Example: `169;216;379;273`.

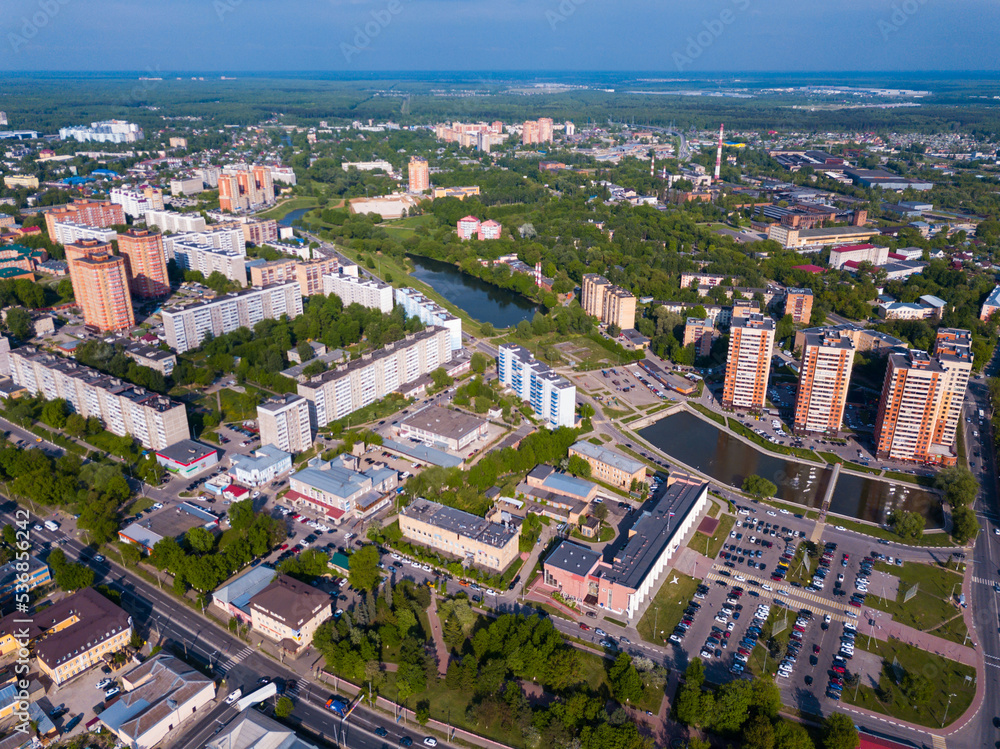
942;692;957;727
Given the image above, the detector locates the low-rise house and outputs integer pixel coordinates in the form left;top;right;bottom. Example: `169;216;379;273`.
248;575;332;653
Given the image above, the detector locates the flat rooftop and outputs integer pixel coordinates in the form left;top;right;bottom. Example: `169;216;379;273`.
155;438;218;465
403;497;519;550
400;405;485;442
570;441;645;476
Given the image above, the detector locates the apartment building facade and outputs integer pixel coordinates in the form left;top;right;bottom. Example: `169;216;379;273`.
793;330;855;436
51;220;118;246
497;344;576;428
43;199;125;237
118;229;170;298
10;346;190;449
322;269;393;313
683;317;715;357
581;274;637;330
297;326;451;429
257;393;313;454
874;350;949;464
161;282;304;353
109;186;164;218
932;328;973;453
250;257;339;297
784;288;814;324
72;253;135;332
722;313;775;411
143;210;207;234
408;156;429;193
394;287;462;350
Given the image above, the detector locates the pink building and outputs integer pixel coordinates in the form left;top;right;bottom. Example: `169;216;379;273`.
457;215;480;240
478;220;502;240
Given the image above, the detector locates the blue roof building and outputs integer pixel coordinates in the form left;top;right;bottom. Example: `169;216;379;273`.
212;564;276;623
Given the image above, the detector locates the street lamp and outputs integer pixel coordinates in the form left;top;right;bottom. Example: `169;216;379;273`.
942;692;957;727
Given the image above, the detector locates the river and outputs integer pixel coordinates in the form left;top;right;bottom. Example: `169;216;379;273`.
278;207;312;227
638;411;941;526
406;255;540;329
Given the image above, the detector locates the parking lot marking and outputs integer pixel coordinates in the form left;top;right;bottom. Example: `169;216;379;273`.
704;569;850;621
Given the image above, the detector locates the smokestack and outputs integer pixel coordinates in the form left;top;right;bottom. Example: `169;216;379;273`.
714;123;724;183
650;154;655;177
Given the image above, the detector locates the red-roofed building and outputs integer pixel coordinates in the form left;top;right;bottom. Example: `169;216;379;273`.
792;264;825;274
283;489;346;520
456;215;480;240
888;252;907;261
223;484;250;501
829;243;889;270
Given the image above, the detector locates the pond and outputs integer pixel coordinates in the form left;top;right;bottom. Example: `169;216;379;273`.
638;411;941;526
407;254;540;329
278;207;312;227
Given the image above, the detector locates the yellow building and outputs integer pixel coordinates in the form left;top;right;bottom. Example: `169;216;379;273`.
568;441;647;490
248;575;331;653
581;274;636;329
34;588;132;685
3;175;39;189
399;498;520;573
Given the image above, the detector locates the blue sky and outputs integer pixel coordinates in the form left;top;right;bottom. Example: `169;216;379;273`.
1;0;996;72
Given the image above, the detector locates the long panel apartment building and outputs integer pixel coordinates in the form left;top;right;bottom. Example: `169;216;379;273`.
322;267;393;313
143;210;207;234
722;312;775;411
581;274;636;330
395;287;462;351
497;344;576;428
163;229;247;287
161;282;304;353
793;329;855;436
9;346;189;449
297;326;451;429
43;199;125;237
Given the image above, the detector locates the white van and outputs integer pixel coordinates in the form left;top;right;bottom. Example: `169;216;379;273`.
43;520;59;532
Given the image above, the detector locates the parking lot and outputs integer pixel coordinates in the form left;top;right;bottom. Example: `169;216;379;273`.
662;501;918;708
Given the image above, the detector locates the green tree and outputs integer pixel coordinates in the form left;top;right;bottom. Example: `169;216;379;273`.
1;525;16;547
415;701;430;725
429;367;453;390
348;544;381;591
750;676;782;720
935;467;978;508
5;307;33;340
185;526;216;554
743;474;777;499
773;719;816;749
228;498;256;532
887;509;924;540
608;652;643;704
821;712;859;749
950;505;978;543
675;658;706;726
480;323;495;337
743;715;776;749
471;352;489;374
712;678;753;735
275;696;294;718
567;454;592;478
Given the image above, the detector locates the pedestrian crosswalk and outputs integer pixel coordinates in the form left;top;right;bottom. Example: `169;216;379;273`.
706;565;850;621
216;646;254;674
971;576;995;586
930;733;947;749
285;679;301;696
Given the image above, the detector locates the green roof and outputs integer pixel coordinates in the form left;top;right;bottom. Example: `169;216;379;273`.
330;552;351;571
0;267;32;279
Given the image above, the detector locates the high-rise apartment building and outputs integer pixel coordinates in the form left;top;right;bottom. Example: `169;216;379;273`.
683;318;715;357
408;157;429;193
793;330;855;436
722;312;775;411
161;282;304;353
395;287;462;351
581;274;637;330
169;240;247;287
72;253;135;332
322;268;393;314
932;328;973;452
784;288;814;325
143;210;207;234
297;327;451;429
118;229;170;298
538;117;554;142
257;393;313;454
109;186;164;218
522;120;541;145
218;174;248;212
9;346;189;449
44;199;124;238
497;344;576;429
64;238;112;285
51;221;118;246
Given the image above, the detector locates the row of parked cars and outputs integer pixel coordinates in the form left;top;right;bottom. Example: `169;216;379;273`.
776;607;815;680
730;591;767;676
668;584;710;645
826;619;858;701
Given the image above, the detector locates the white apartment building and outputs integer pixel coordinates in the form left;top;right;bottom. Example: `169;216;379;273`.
143;210;207;234
269;166;297;185
497;344;576;429
59;120;143;143
169;177;205;195
161;282;304;353
341;160;394;173
162;227;246;259
257;393;313;454
297;326;451;429
9;346;190;450
169;240;248;287
394;287;462;351
110;187;164;219
51;220;118;246
322;267;393;314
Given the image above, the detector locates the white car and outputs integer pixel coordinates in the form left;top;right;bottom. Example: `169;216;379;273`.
835;525;846;531
225;689;242;705
727;621;736;631
423;739;438;747
761;584;773;592
824;614;832;624
734;574;747;582
391;553;401;560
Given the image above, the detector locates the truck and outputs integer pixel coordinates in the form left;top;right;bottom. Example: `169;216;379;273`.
44;520;60;532
326;697;349;717
979;409;985;420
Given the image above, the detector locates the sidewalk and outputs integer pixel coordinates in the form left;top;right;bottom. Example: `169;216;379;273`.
427;592;450;677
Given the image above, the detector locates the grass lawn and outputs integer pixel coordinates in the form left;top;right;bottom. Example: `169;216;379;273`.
636;572;701;645
255;195;319;221
830;517;955;547
758;497;820;519
690;402;726;426
842;638;975;727
689;514;735;558
927;614;971;646
783;543;819;587
379;214;438;240
129;496;155;514
603;406;634;420
881;469;936;488
865;560;966;635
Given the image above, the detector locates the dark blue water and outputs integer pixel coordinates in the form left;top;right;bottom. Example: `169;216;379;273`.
638;411;940;526
407;255;540;329
279;207;312;227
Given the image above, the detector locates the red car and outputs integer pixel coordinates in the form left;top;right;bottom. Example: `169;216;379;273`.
842;553;850;560
813;644;821;654
832;665;846;674
292;545;303;554
849;600;862;607
279;543;289;551
579;623;590;631
291;514;301;519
